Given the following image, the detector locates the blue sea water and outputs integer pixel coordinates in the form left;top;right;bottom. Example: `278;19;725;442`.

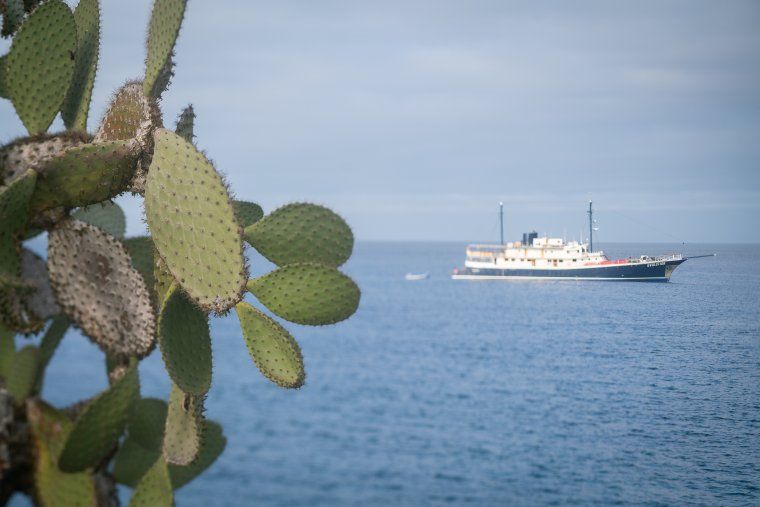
11;242;760;506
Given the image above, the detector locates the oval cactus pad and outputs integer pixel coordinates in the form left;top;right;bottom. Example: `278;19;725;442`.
144;129;246;314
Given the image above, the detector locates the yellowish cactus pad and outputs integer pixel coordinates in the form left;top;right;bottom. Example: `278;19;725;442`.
235;302;305;389
145;129;246;314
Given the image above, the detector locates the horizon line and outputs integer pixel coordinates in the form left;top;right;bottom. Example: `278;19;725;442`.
352;239;757;245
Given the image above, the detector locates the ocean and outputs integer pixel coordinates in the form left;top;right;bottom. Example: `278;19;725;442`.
10;242;760;506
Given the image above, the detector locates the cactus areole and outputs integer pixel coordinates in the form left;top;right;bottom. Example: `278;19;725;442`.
0;0;359;505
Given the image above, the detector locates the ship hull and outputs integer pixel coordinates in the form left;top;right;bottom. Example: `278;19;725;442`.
452;258;686;282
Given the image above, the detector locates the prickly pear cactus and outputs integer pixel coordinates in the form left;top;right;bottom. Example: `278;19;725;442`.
0;0;360;505
144;128;246;314
235;303;305;388
5;0;76;135
244;203;354;267
157;284;211;396
47;219;155;358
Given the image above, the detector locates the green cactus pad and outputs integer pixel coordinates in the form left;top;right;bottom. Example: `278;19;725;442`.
72;201;127;238
27;399;70;460
244;203;353;267
158;284;212;395
1;0;25;38
128;456;173;507
38;316;68;370
113;437;160;488
162;383;202;466
234;200;264;228
247;263;360;326
175;104;195;143
105;354;138;384
27;400;97;507
30;140;140;213
35;315;68;391
235;302;305;388
128;397;168;452
124;236;156;298
0;168;35;277
60;0;100;131
0;171;35;330
0;54;8;99
0;131;91;183
7;345;39;404
168;420;227;489
0;248;55;334
0;324;14;379
0;170;43;333
115;419;226;490
6;0;76;134
104;352;120;377
143;0;186;98
47;219;155;358
144;128;246;314
150;55;174;100
58;362;139;472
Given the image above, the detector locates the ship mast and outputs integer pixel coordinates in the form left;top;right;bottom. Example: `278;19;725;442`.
499;202;504;245
587;200;593;252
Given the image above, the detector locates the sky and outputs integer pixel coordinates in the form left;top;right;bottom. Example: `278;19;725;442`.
1;0;759;243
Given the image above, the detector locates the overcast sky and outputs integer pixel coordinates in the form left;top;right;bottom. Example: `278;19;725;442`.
2;1;759;242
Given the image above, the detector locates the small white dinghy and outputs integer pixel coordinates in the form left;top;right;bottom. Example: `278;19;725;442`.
405;272;429;281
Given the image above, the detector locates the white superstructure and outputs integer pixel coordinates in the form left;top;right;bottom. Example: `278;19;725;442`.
465;237;609;271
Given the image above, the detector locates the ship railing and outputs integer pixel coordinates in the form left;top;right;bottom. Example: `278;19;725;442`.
632;253;682;263
656;253;683;262
624;253;683;264
467;244;506;253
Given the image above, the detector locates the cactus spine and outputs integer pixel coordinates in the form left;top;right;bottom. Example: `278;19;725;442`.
0;0;359;504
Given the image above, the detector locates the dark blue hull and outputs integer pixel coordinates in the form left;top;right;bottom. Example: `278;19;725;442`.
453;259;686;282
